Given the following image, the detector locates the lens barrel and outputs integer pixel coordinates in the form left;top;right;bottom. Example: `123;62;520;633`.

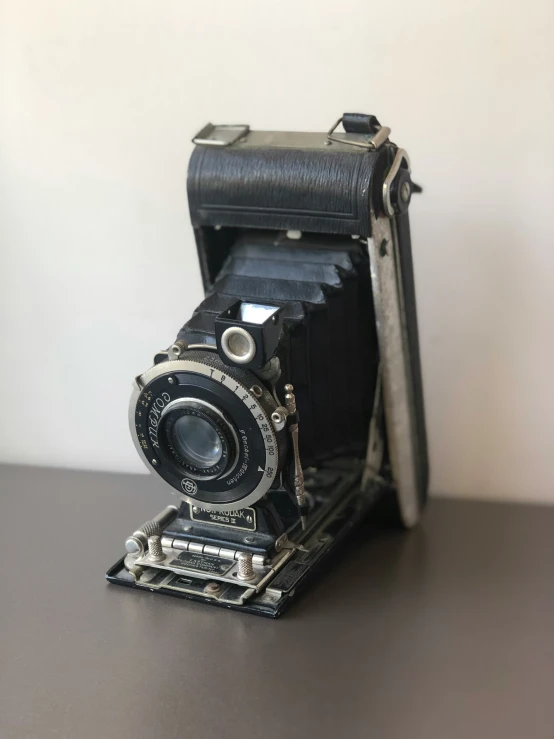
130;350;286;510
160;398;237;481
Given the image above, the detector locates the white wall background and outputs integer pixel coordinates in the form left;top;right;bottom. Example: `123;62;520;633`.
1;0;553;503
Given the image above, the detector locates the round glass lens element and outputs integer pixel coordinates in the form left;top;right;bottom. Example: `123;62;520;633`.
221;327;256;364
228;332;251;357
171;415;223;469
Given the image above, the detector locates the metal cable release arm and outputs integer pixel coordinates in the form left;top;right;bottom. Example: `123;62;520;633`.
284;384;308;530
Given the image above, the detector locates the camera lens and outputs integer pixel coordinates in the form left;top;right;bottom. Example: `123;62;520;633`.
170;415;223;469
131;353;283;507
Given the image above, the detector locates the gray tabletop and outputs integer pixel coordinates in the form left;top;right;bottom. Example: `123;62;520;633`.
1;464;553;739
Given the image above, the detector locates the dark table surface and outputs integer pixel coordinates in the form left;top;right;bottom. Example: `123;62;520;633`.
1;464;553;739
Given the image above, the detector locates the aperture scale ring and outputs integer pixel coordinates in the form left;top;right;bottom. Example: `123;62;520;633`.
129;357;281;511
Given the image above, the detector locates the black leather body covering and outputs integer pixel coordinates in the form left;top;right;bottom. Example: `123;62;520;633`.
187;142;383;239
183;131;428;496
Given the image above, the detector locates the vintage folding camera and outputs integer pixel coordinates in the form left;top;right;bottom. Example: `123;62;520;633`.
107;113;429;617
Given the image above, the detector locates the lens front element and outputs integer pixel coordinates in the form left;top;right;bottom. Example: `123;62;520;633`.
171;415;223;469
160;398;237;481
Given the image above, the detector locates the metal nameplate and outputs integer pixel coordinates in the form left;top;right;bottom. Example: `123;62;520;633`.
170;551;235;576
190;505;256;531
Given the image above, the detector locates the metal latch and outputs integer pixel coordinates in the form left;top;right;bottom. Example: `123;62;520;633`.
326;115;391;151
192;123;249;147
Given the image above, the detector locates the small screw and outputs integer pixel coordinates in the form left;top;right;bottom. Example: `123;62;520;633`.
168;377;175;385
401;181;411;203
250;385;263;398
204;581;222;594
243;535;255;544
151;458;159;466
271;408;287;430
192;506;200;514
169;339;188;359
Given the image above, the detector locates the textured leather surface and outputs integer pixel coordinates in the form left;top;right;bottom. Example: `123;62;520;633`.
188;145;381;236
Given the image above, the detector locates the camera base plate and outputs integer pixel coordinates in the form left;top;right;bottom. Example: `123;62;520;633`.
106;479;382;618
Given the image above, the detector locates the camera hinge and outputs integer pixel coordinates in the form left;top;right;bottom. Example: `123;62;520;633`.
382;148;413;218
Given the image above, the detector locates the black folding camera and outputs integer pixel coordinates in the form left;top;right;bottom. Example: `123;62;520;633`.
107;113;429;617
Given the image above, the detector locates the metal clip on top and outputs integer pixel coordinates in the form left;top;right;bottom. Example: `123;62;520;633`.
192;123;250;147
326;113;391;150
